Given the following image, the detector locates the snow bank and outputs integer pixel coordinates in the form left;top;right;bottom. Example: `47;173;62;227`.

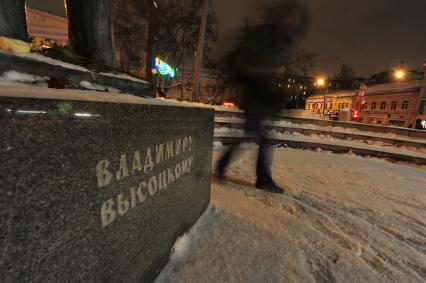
214;127;244;135
0;70;48;83
79;81;120;92
15;52;89;72
213;141;224;149
280;109;328;120
155;205;218;283
99;72;149;83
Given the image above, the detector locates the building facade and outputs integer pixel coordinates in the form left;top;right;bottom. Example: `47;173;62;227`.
304;81;426;128
361;81;425;127
305;90;356;114
26;7;68;44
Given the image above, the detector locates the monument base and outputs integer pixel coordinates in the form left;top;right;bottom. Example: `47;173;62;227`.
0;85;214;282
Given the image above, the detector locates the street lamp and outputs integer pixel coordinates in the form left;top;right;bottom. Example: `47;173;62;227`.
316;78;326;87
315;77;329;115
394;68;407;81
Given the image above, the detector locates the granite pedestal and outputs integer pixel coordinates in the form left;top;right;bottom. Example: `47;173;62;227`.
0;86;214;282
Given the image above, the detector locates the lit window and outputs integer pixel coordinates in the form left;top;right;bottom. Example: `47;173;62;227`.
380;102;386;110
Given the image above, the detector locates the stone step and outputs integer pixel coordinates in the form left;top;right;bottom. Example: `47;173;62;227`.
214;133;426;166
214;119;426;152
215;110;426;140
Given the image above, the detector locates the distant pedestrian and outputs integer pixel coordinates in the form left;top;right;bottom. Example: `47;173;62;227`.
216;1;311;193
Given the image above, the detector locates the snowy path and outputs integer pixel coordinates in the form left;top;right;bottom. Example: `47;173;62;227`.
156;148;426;283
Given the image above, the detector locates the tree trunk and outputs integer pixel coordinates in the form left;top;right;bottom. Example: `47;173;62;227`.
0;0;28;40
192;0;208;102
66;0;116;68
145;0;158;83
180;52;185;101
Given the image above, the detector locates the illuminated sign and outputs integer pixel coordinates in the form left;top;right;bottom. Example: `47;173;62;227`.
223;101;235;107
307;100;332;104
154;57;176;78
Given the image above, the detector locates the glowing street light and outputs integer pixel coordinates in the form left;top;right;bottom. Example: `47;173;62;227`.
316;77;326;87
315;77;329;115
394;69;406;80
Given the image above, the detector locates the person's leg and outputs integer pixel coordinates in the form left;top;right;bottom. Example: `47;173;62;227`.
251;116;284;193
216;144;238;178
216;112;253;178
251;117;274;185
256;138;274;184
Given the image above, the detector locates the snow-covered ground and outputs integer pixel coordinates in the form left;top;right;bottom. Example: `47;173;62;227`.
156;147;426;283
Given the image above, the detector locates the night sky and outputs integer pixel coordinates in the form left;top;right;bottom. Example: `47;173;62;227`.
26;0;426;77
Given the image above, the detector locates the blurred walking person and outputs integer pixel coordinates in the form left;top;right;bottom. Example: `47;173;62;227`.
216;1;311;193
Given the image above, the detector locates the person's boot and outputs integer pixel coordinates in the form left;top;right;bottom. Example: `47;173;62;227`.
215;156;228;181
255;177;284;194
216;147;235;180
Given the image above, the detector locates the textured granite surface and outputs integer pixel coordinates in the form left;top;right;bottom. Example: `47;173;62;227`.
0;91;214;282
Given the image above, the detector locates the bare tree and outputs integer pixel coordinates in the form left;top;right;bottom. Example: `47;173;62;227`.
112;0;216;80
0;0;28;40
145;0;158;82
66;0;116;68
289;49;317;76
112;0;148;73
155;0;217;67
339;64;356;88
